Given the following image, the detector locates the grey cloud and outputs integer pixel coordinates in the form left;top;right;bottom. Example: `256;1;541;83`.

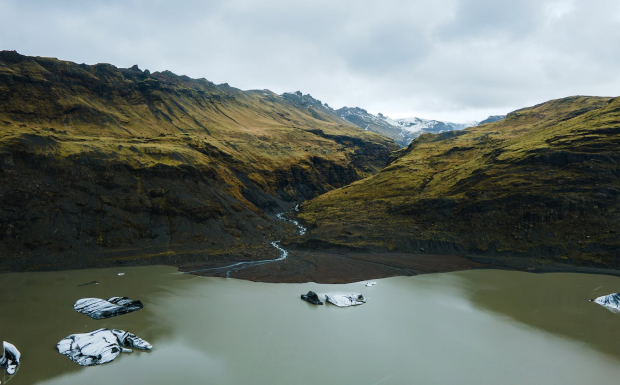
0;0;619;121
438;0;542;41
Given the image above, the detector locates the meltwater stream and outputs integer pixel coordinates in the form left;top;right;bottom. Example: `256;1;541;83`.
184;212;305;276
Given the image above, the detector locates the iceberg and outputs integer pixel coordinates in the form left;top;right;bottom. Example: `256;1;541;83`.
57;328;152;366
74;297;143;319
591;293;620;313
0;341;20;375
325;294;366;307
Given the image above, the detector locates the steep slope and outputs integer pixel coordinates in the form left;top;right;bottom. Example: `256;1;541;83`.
0;51;397;271
301;96;620;269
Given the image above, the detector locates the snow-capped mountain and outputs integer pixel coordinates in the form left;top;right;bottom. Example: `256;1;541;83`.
337;107;504;147
394;117;478;135
277;92;505;147
335;107;412;146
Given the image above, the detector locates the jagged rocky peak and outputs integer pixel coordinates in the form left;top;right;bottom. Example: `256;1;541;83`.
336;107;401;131
281;91;332;110
338;106;369;115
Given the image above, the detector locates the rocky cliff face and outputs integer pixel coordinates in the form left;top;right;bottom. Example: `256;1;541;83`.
301;96;620;269
0;51;398;271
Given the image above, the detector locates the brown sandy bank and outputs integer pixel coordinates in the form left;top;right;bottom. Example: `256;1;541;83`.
177;251;487;284
176;250;620;284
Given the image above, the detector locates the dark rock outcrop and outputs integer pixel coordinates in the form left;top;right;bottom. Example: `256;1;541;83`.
301;291;323;305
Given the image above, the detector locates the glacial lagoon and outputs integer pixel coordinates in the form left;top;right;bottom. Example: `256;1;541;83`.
2;266;620;384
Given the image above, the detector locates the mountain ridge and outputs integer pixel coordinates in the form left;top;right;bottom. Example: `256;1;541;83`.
0;51;397;272
300;95;620;269
336;106;503;146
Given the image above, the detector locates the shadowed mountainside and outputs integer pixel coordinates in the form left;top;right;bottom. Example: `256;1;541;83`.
300;96;620;270
0;51;397;272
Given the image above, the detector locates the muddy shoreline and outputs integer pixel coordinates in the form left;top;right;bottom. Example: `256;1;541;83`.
175;250;620;284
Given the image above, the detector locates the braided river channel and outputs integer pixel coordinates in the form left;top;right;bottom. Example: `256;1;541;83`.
2;267;620;384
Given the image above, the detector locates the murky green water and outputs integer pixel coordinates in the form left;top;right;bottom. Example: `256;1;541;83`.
2;266;620;384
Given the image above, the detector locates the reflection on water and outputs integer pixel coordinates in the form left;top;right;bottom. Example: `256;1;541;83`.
1;266;620;384
455;270;620;359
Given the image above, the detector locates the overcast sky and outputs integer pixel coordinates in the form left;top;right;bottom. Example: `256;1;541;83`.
1;0;619;121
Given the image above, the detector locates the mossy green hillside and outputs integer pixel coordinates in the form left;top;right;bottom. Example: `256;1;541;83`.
301;96;620;268
0;51;397;271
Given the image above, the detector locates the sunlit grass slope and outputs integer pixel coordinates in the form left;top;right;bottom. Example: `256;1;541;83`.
0;51;397;271
301;96;620;268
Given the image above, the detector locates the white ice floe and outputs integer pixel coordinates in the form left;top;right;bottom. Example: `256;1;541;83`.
74;297;143;320
325;294;367;307
365;282;377;287
57;328;152;366
0;341;20;375
591;293;620;313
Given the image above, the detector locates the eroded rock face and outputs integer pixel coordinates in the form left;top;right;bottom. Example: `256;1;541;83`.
301;291;323;305
0;341;20;375
57;328;152;366
73;297;144;319
591;293;620;313
325;294;366;307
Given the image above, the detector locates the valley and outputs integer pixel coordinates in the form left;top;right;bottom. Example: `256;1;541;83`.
0;51;397;273
0;51;618;281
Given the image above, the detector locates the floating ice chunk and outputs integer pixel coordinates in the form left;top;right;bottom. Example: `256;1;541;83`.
365;282;377;287
0;341;20;375
591;293;620;313
325;294;366;307
301;291;323;305
74;297;144;320
57;328;152;366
